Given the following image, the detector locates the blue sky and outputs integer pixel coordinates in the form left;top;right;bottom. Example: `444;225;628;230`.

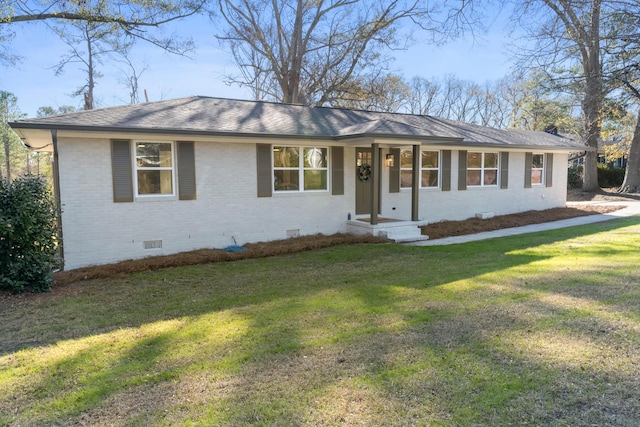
2;6;516;118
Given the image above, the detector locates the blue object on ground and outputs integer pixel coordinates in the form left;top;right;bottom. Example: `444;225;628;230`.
223;245;247;252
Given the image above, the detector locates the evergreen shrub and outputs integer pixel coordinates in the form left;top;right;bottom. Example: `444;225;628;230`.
0;176;60;293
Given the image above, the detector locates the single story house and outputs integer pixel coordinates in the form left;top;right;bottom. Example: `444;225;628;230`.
9;96;588;270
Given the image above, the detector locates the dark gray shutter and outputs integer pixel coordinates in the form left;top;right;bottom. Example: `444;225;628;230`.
500;152;509;189
524;152;532;188
256;144;272;197
545;153;554;187
111;139;133;203
389;148;400;193
441;150;451;191
177;141;196;200
458;150;467;191
331;146;344;195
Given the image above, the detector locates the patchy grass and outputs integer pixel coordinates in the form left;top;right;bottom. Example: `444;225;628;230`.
2;217;640;426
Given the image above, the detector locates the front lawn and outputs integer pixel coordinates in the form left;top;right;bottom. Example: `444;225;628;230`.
2;217;640;426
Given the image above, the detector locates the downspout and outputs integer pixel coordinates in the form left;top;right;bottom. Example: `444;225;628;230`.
51;129;65;270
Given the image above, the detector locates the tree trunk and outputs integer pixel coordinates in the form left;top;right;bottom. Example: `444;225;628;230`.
84;25;95;110
619;108;640;193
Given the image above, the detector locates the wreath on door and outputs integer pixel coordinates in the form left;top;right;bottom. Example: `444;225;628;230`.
357;164;372;182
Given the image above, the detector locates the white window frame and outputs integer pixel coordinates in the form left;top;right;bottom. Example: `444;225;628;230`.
467;151;499;188
531;153;545;186
273;145;329;193
133;141;176;198
400;149;441;189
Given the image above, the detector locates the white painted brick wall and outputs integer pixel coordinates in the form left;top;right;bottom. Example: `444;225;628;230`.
381;150;568;223
58;138;570;269
58;138;354;269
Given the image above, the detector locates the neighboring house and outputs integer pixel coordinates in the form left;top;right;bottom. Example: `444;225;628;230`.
9;96;588;270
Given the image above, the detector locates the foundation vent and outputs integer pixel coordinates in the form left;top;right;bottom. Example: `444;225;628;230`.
143;240;163;249
286;229;300;238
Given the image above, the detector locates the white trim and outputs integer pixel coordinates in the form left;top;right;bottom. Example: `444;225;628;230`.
272;145;330;193
133;140;177;198
399;149;441;190
466;151;499;188
531;152;545;186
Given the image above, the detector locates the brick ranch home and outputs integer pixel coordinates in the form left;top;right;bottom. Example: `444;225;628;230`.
9;96;587;270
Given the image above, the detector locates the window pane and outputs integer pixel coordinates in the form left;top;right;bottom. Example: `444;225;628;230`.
273;147;299;168
137;170;173;194
532;154;544;168
484;153;498;168
531;170;543;184
467;170;481;186
303;148;327;168
422;170;438;187
136;143;172;167
484;170;497;185
274;170;299;191
400;149;413;168
422;151;438;168
467;152;482;168
401;170;413;188
304;170;327;190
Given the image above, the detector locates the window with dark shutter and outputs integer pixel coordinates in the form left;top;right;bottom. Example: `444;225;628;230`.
524;152;533;188
111;139;133;203
441;150;451;191
256;144;273;197
177;141;196;200
545;153;554;187
458;150;467;190
331;146;344;195
500;152;509;189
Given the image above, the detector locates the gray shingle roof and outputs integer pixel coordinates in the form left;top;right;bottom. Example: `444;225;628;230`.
10;96;587;150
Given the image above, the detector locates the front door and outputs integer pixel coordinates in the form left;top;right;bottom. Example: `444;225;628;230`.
355;148;373;214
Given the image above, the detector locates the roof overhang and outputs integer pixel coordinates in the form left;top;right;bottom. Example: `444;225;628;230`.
10;122;593;154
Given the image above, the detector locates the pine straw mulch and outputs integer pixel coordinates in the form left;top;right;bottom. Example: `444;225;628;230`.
48;202;626;288
421;205;621;240
52;234;389;287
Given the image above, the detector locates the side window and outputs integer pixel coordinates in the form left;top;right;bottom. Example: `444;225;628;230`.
273;146;328;192
531;153;545;185
135;142;174;196
467;152;499;187
399;149;440;188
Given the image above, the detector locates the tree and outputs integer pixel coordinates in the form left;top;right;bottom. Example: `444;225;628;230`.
213;0;481;106
510;0;607;192
0;0;206;66
604;4;640;192
0;91;27;182
330;73;411;112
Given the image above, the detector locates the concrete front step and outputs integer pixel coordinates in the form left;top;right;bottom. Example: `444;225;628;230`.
347;219;429;243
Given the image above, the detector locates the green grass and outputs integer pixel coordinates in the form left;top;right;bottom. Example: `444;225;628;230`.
2;217;640;426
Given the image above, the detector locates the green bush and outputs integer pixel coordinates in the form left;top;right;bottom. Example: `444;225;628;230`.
0;176;60;293
597;164;625;188
567;165;583;189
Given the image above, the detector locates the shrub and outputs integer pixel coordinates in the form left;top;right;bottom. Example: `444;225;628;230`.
0;176;60;293
597;164;625;188
567;166;583;189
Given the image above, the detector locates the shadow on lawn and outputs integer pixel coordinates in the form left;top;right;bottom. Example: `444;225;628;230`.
1;217;639;357
3;217;640;425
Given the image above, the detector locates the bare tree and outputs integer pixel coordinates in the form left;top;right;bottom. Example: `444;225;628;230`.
604;4;640;192
509;0;609;191
212;0;484;106
0;0;206;66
